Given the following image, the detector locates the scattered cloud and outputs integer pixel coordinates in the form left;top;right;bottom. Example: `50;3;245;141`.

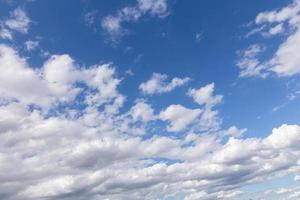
237;44;266;77
130;99;156;122
25;40;39;51
84;10;98;27
159;104;201;132
187;83;223;132
239;0;300;77
0;27;12;40
187;83;223;108
4;7;31;33
0;8;31;40
195;32;204;42
140;73;190;95
101;0;169;42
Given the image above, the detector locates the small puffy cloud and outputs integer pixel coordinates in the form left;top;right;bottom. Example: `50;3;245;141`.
187;83;223;132
140;73;190;95
295;175;300;181
101;0;169;42
195;32;203;42
159;104;201;132
5;8;31;33
130;99;155;122
84;10;98;27
25;40;39;51
0;28;12;40
187;83;223;107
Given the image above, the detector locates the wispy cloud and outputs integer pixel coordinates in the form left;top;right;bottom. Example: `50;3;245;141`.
101;0;170;42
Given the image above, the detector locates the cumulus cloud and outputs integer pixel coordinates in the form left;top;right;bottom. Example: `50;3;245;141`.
0;44;123;110
5;8;30;33
1;43;300;200
140;73;190;95
159;104;201;132
25;40;39;51
187;83;223;132
187;83;223;108
101;0;169;42
129;99;156;122
239;0;300;77
0;27;12;40
0;8;30;40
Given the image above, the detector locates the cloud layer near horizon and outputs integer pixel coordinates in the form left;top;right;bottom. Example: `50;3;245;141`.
0;43;300;200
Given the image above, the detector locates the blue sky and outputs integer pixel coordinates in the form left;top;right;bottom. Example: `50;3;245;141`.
0;0;300;199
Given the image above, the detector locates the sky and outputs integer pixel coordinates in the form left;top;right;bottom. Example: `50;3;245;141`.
0;0;300;199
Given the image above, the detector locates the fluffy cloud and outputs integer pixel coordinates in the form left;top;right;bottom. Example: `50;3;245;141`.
101;0;169;42
1;43;300;200
140;73;190;95
0;27;12;40
25;40;39;51
187;83;223;132
187;83;223;108
129;99;156;122
0;44;123;111
0;8;31;40
239;0;300;77
159;104;201;132
4;8;31;33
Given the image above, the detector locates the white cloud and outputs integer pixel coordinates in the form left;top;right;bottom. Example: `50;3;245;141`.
240;0;300;77
264;124;300;149
140;73;190;95
25;40;39;51
237;44;266;77
1;43;300;200
187;83;223;107
101;0;169;42
159;104;201;132
270;26;300;76
0;27;12;40
187;83;223;132
295;175;300;181
5;8;31;33
0;44;123;111
130;99;155;122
